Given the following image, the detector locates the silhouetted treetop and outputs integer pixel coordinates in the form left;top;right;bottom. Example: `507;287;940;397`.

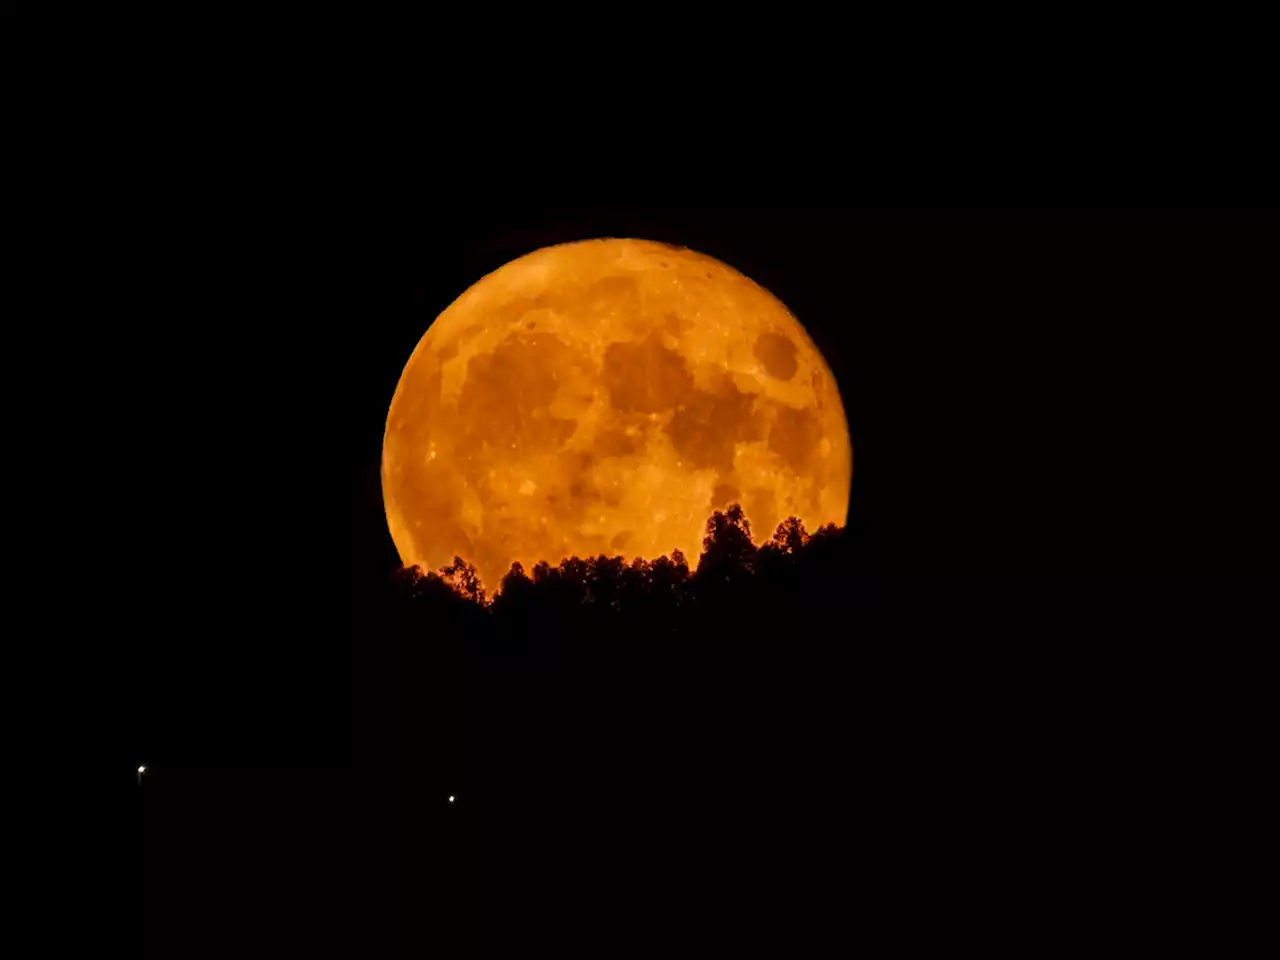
492;560;534;617
769;516;810;555
438;555;486;606
696;503;758;587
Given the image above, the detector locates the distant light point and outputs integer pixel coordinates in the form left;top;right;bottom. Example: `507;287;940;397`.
448;795;455;803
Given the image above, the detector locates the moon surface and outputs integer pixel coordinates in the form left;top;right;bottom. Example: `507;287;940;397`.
382;238;852;592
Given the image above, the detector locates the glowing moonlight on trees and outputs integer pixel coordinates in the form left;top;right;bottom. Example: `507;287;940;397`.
382;238;853;592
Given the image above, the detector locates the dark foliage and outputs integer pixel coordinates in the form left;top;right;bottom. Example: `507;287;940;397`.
383;505;846;673
396;505;826;618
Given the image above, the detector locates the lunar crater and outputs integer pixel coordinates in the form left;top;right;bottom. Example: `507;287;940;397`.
753;332;799;381
602;333;695;414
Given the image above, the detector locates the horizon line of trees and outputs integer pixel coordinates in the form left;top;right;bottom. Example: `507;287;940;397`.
391;503;847;615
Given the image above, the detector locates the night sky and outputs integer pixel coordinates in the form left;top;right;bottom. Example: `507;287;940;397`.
132;204;1274;947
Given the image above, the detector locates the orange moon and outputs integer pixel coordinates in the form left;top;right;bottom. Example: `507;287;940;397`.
382;238;852;592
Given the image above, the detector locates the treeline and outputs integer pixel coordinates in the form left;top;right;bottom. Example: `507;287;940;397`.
382;504;858;657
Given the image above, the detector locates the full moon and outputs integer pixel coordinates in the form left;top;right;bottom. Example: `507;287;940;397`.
382;238;852;592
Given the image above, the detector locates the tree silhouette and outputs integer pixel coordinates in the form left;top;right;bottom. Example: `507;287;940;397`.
648;552;689;603
790;520;849;602
438;555;486;606
585;554;627;610
559;556;590;595
669;547;689;575
492;560;535;618
391;565;458;606
694;504;757;598
619;557;652;610
770;516;810;555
